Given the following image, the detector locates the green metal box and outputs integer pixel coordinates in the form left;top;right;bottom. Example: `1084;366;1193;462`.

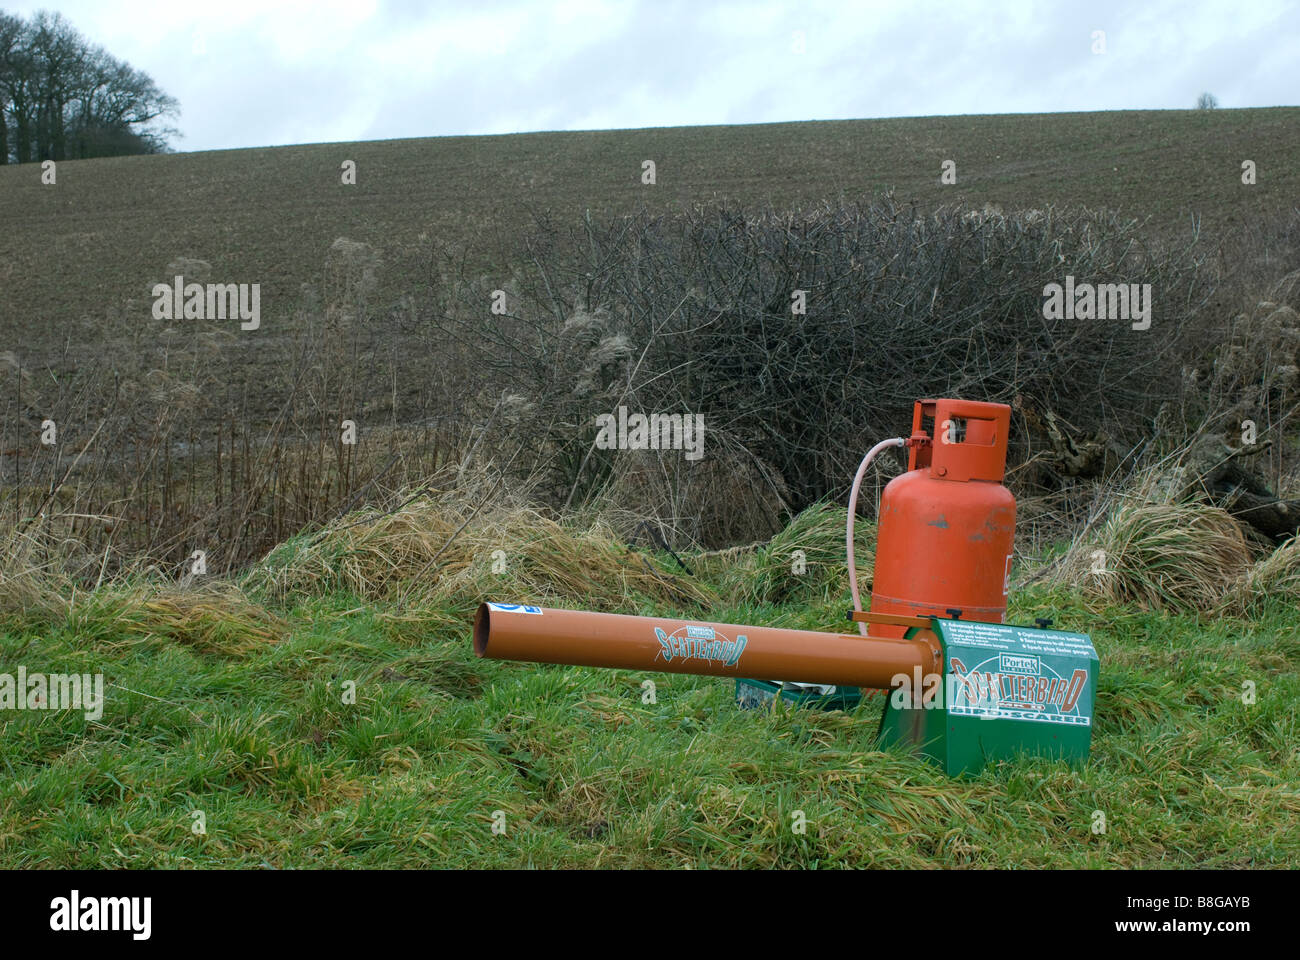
877;618;1099;776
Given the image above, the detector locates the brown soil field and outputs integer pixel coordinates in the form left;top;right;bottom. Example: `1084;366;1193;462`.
3;107;1296;369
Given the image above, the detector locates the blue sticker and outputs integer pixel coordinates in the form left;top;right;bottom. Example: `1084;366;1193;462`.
487;603;542;614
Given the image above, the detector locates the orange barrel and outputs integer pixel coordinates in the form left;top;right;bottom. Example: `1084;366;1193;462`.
474;603;940;690
869;399;1016;638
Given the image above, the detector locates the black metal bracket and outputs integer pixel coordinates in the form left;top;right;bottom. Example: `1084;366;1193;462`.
631;520;693;575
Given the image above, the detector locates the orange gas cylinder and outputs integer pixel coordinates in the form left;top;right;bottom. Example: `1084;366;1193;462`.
869;399;1016;639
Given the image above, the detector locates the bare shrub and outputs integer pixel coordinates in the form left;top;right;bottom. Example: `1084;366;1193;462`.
582;430;789;549
428;197;1217;544
0;239;470;577
1183;270;1300;488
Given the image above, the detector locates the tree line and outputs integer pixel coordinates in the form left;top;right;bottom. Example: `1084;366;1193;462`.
0;9;178;164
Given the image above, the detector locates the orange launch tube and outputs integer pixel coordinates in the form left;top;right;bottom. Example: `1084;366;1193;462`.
474;602;940;690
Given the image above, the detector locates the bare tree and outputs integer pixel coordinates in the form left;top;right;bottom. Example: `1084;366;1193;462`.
1196;92;1219;110
0;12;22;164
0;11;37;163
0;10;178;163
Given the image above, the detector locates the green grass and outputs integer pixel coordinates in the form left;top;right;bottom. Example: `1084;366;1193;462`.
1;564;1296;868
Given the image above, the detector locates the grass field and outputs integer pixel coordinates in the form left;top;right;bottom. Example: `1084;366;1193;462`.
1;504;1296;869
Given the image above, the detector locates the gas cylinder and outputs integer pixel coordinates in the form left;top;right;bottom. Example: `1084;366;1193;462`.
869;399;1016;639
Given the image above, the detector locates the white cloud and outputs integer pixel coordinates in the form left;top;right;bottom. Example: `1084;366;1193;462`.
2;0;1293;152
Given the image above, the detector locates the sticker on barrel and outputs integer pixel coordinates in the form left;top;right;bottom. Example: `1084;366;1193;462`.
486;603;542;614
654;624;748;667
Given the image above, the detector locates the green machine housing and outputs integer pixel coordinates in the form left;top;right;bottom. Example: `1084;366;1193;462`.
878;617;1099;775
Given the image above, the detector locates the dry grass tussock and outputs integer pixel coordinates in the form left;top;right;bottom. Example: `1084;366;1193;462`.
1044;455;1300;613
242;490;718;612
88;582;289;657
0;522;96;625
1230;534;1300;615
5;491;722;654
8;475;1297;640
1053;501;1252;611
693;502;875;607
0;522;287;655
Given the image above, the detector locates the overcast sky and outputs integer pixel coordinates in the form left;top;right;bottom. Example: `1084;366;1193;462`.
5;0;1295;153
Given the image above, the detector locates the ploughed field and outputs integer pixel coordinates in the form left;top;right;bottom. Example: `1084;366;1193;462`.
2;107;1297;435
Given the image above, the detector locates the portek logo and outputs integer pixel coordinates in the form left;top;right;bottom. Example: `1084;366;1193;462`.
50;890;151;940
999;653;1039;675
655;624;747;667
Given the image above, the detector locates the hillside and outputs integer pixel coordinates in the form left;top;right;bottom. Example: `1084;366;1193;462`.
2;107;1297;355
